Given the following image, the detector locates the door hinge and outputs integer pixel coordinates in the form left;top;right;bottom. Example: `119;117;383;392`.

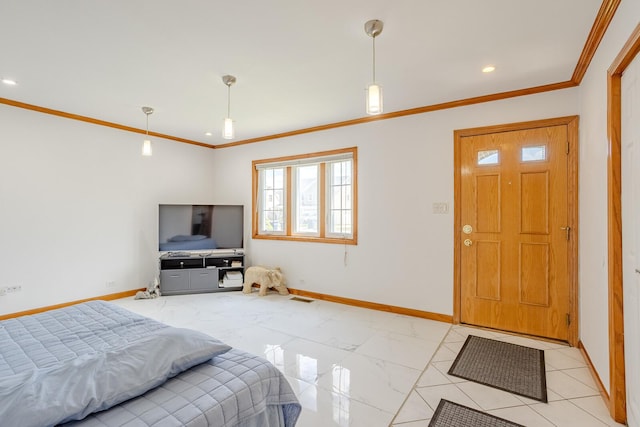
566;313;571;326
566;140;570;154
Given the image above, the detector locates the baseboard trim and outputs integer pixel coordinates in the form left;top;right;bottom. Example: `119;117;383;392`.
4;287;452;324
578;340;610;406
0;288;145;321
287;287;453;323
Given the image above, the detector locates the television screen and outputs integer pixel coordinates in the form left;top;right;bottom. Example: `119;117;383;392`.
158;204;243;252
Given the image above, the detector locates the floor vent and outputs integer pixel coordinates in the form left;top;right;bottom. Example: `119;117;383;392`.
290;296;314;303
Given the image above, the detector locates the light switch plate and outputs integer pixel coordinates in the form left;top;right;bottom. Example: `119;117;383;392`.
433;202;449;214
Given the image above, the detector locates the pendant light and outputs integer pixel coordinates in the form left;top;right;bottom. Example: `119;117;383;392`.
222;75;236;139
364;19;384;115
141;106;154;156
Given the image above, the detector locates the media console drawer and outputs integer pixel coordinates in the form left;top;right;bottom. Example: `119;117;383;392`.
189;268;218;291
160;270;189;293
161;258;204;270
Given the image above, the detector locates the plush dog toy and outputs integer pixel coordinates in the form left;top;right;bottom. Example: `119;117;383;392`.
242;266;289;296
135;277;161;299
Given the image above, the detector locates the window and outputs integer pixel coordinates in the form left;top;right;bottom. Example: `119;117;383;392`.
259;167;285;233
328;160;352;237
294;164;319;234
253;147;357;244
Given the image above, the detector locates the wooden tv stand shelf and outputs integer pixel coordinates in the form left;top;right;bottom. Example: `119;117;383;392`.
159;252;245;295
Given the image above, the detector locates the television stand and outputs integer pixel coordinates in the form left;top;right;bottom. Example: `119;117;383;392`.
159;252;245;295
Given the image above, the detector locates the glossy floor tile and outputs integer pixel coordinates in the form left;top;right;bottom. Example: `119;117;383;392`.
112;293;623;427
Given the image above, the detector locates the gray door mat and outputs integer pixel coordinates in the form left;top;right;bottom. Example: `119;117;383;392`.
428;399;524;427
448;335;547;402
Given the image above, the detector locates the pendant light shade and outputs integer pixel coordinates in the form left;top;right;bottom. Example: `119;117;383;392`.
364;20;383;115
222;75;236;140
142;139;152;156
366;83;383;115
223;117;234;139
141;106;154;156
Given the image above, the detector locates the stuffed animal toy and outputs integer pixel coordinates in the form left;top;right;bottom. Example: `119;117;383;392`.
135;277;161;300
242;266;289;296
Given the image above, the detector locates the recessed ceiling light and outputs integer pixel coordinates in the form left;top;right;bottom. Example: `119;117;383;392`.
482;65;496;73
2;78;17;85
205;132;212;136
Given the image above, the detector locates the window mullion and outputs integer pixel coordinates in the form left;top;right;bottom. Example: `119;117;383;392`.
285;166;292;236
254;167;261;234
319;162;326;238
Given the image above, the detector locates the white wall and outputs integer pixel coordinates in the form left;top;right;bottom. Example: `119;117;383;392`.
212;88;579;315
0;104;219;314
577;0;640;395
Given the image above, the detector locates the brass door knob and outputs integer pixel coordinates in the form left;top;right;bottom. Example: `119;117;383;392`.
464;239;473;247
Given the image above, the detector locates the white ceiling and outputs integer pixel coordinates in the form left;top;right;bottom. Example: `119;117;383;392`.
0;1;603;147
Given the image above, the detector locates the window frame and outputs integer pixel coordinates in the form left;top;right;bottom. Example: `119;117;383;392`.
252;147;357;245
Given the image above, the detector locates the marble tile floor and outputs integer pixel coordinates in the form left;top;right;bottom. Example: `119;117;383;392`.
392;326;625;427
112;293;624;427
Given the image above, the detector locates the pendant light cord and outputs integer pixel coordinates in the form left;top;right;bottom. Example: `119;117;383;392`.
227;84;231;117
372;36;376;83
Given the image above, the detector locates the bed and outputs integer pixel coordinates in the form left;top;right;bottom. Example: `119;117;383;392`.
0;301;301;427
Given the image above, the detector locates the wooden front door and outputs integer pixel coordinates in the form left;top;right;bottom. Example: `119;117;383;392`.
454;117;578;343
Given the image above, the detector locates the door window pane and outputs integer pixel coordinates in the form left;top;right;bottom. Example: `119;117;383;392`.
522;145;546;162
478;149;499;165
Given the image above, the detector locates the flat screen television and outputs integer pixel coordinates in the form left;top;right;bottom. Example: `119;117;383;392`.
158;204;244;253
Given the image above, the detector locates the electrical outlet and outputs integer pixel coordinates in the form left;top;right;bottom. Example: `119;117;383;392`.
0;285;21;295
106;281;116;288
